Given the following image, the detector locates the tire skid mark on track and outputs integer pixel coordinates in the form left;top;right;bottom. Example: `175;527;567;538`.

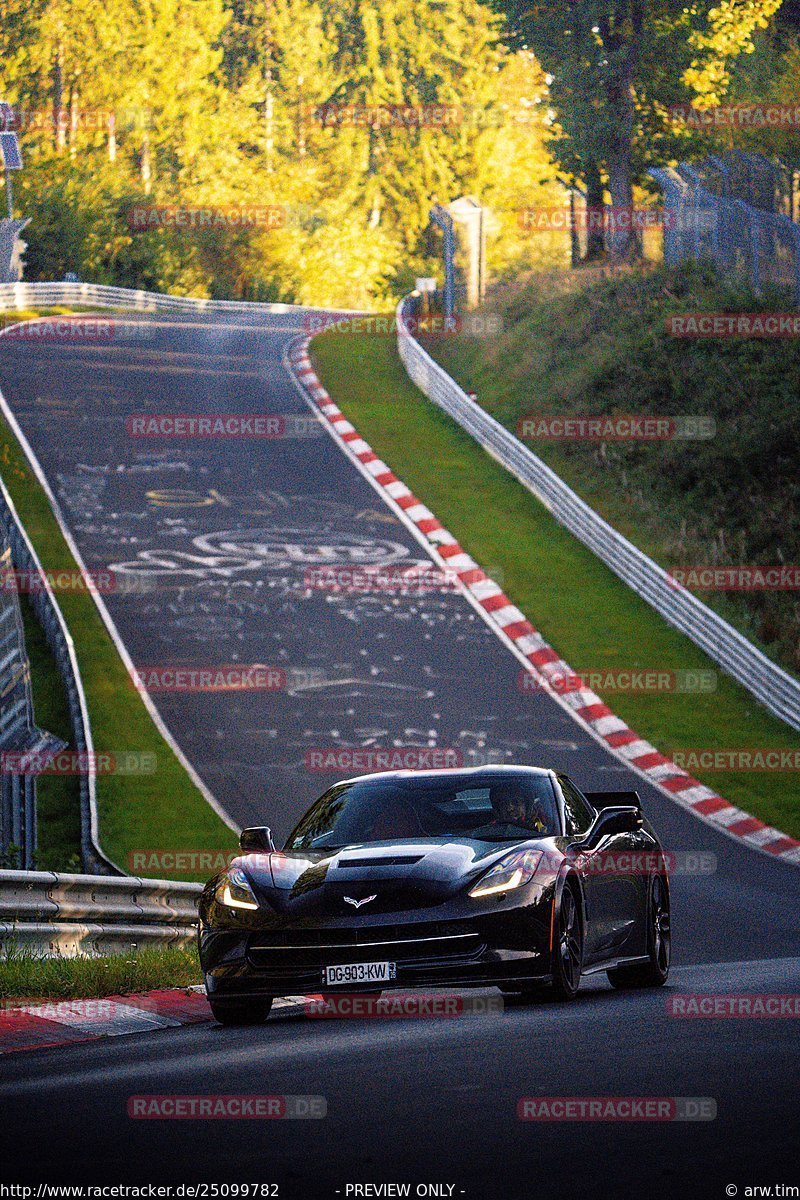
288;339;800;868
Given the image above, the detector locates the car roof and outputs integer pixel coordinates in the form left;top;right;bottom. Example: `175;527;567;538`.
335;764;555;787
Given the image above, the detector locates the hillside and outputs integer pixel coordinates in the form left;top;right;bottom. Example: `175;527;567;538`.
424;261;800;678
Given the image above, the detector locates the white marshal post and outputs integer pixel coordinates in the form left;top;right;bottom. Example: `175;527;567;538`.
0;102;27;283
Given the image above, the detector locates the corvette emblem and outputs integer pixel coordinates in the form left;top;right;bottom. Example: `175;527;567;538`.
344;895;377;909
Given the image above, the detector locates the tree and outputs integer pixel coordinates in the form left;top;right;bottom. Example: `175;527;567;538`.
492;0;784;260
1;0;566;302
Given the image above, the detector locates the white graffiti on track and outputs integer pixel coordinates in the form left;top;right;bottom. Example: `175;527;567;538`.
70;460;193;475
109;547;264;580
57;472;108;519
109;528;411;582
283;676;436;701
193;528;410;565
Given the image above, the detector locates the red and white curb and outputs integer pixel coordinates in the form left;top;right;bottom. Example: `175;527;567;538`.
288;338;800;867
0;989;311;1055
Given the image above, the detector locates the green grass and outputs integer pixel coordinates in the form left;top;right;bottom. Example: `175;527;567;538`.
0;312;237;879
311;323;800;839
425;261;800;680
18;596;82;871
0;306;99;331
0;942;201;1002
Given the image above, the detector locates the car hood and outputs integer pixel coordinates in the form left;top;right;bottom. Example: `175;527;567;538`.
233;838;559;916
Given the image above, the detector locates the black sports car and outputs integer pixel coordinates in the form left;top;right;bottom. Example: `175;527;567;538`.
199;765;671;1024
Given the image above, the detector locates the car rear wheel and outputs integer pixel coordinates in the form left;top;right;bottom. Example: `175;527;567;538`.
209;997;273;1026
550;881;583;1001
607;874;671;990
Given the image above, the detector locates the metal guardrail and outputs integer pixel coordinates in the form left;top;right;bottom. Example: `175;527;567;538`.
396;294;800;732
0;526;44;870
0;521;65;870
649;160;800;303
0;280;304;314
0;478;117;874
0;869;201;955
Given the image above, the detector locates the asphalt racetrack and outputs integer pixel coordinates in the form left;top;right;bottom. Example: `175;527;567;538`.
0;310;798;1198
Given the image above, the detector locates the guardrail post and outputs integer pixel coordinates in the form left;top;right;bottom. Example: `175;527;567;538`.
22;775;35;867
0;776;11;863
10;775;21;849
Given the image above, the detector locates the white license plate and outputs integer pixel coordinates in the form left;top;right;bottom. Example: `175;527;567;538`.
323;961;397;987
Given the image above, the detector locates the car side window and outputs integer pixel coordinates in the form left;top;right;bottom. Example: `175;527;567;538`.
558;775;596;835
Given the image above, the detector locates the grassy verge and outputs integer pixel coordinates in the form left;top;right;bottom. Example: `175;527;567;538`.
423;261;800;680
0;307;71;329
0;306;110;332
0;310;237;879
311;327;800;838
18;596;82;871
0;943;200;1003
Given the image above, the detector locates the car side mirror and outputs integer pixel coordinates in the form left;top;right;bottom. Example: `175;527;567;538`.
593;805;643;838
239;826;276;854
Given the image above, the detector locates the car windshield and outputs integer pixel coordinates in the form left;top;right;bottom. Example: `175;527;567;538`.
286;772;560;850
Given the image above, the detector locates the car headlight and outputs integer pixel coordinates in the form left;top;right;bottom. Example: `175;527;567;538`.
469;849;543;898
218;866;259;911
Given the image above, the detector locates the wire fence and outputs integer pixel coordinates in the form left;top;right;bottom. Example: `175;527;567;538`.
649;152;800;303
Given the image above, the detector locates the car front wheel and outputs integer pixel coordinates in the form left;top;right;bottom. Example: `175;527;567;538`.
209;996;273;1026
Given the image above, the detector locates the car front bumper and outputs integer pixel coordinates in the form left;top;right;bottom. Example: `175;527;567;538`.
200;887;555;1000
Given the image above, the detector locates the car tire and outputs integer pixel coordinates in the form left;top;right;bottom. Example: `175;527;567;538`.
607;874;671;990
209;997;273;1026
550;880;583;1001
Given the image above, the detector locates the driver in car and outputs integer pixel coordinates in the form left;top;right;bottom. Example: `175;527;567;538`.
470;783;552;838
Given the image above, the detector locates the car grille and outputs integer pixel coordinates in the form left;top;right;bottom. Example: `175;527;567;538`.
247;921;484;971
321;883;446;912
